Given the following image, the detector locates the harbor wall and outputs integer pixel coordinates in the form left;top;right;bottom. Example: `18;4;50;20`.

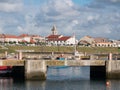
1;58;120;80
25;60;120;80
25;60;47;80
106;60;120;79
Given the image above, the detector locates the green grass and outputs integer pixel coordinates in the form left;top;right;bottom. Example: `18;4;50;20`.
77;47;119;54
0;45;119;54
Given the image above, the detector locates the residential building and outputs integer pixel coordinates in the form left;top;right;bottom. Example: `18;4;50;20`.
18;34;31;43
78;35;94;46
93;37;114;47
0;34;5;42
0;33;45;45
18;34;45;44
111;40;120;47
0;34;18;43
79;36;118;47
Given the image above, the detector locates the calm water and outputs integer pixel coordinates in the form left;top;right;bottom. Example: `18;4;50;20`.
0;67;119;90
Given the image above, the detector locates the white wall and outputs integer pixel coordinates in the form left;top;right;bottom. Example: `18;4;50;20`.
5;38;18;42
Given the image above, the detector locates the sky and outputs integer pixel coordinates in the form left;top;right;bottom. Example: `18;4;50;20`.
0;0;120;40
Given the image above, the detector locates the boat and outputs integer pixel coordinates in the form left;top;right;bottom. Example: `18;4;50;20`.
0;66;12;75
56;54;65;60
0;66;12;70
56;57;65;60
0;66;8;70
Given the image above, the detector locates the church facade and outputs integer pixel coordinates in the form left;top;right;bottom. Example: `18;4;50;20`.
46;25;76;46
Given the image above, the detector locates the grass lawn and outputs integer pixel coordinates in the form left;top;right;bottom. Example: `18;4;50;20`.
0;45;119;54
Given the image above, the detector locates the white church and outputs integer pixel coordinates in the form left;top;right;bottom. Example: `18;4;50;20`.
46;25;76;46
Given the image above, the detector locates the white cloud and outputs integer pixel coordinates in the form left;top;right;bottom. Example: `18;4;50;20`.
48;0;74;11
0;1;23;12
0;0;120;39
65;0;74;6
33;0;120;39
40;0;79;16
72;20;79;25
87;16;94;21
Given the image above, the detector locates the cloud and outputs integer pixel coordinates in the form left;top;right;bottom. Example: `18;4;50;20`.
35;0;80;34
0;0;120;40
0;0;23;12
34;0;120;39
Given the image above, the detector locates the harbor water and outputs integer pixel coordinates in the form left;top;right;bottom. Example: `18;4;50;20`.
0;66;119;90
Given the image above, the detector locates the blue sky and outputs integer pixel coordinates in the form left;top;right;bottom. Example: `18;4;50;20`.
24;0;43;5
0;0;120;40
74;0;92;6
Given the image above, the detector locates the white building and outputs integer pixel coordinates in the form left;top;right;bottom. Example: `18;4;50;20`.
18;34;31;42
18;34;45;44
46;25;76;46
0;34;18;43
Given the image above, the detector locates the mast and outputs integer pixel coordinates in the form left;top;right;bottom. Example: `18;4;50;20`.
73;33;77;54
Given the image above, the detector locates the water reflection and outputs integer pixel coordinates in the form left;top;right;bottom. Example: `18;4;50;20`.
47;66;90;80
106;80;120;90
0;78;106;90
0;67;120;90
26;81;46;90
0;77;13;90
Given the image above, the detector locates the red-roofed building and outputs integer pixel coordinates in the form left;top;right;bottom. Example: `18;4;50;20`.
18;34;31;43
0;34;18;43
46;26;76;46
0;34;45;45
30;39;35;44
0;34;5;42
18;34;45;44
46;35;63;41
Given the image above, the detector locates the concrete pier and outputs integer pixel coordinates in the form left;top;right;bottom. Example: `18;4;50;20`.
108;53;113;60
106;60;120;79
5;51;8;58
18;51;22;60
1;57;120;80
25;60;47;80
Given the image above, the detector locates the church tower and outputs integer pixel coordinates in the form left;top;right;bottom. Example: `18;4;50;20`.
51;25;57;35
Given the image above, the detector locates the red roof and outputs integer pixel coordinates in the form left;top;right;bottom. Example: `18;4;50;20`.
19;34;41;38
46;35;62;41
30;39;35;43
58;36;71;41
4;34;18;38
46;35;61;38
46;34;71;41
18;34;29;38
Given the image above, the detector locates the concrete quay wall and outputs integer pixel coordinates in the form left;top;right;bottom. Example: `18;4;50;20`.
25;60;47;80
26;60;120;80
106;60;120;79
25;60;105;80
1;59;120;80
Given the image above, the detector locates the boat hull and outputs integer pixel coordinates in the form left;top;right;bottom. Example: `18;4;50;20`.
0;66;12;75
